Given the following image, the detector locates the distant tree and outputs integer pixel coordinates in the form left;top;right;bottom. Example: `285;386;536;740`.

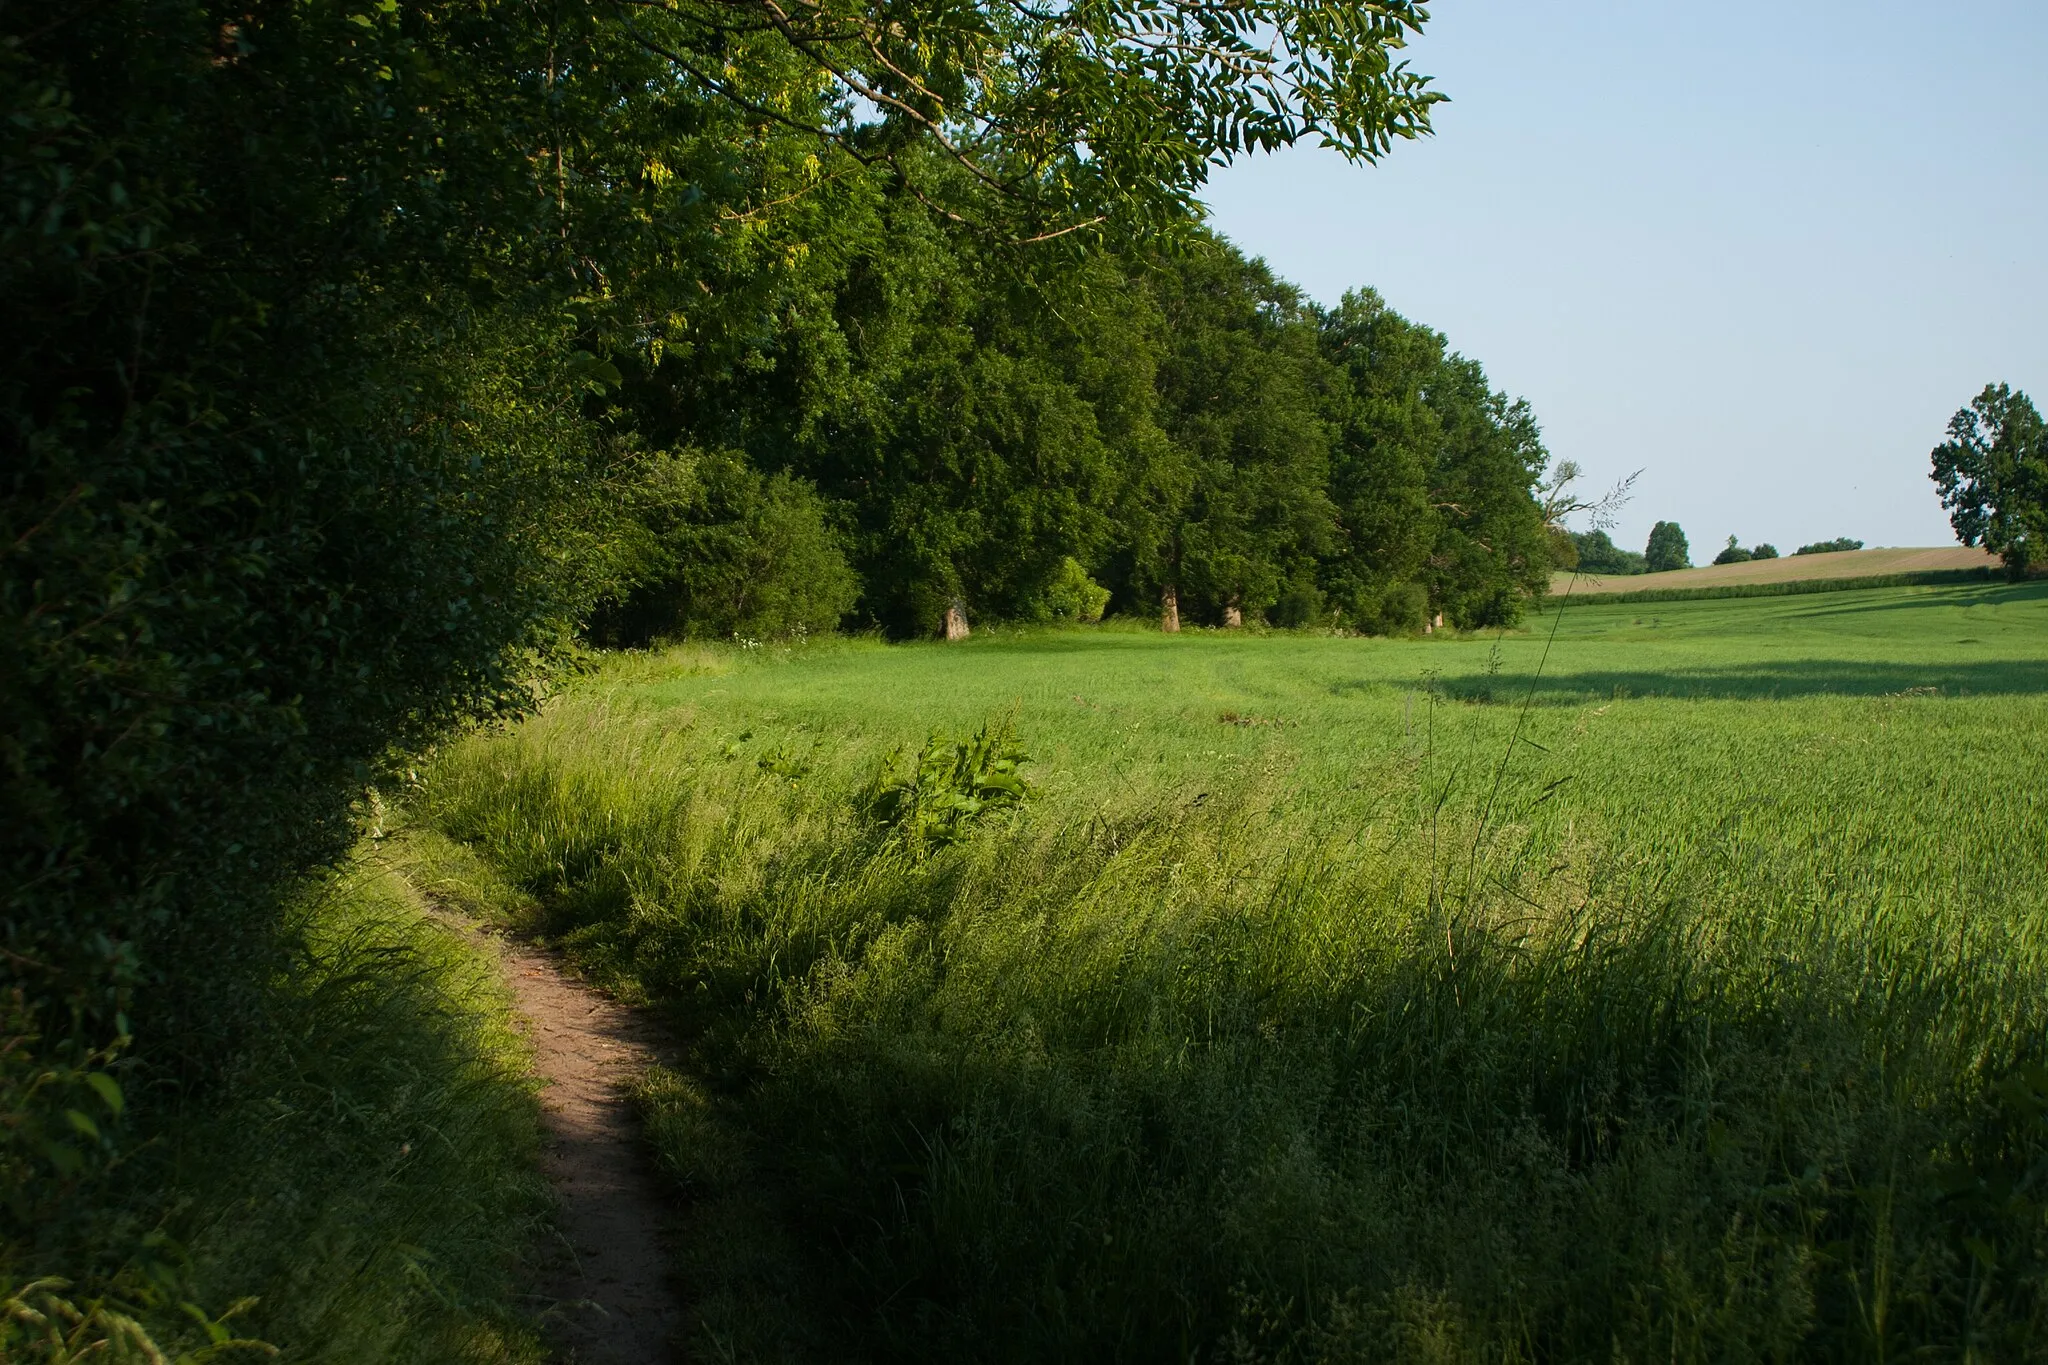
1751;543;1779;559
1713;535;1752;565
1645;521;1691;572
1794;537;1863;555
1568;529;1647;575
1930;383;2048;580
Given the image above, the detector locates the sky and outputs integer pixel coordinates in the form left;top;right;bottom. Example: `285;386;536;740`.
1198;0;2048;556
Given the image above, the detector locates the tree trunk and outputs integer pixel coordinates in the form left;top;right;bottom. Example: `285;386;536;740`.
944;598;971;641
1161;585;1180;633
1222;595;1243;629
1424;610;1444;634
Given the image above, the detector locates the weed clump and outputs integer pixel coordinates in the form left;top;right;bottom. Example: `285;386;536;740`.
861;721;1031;853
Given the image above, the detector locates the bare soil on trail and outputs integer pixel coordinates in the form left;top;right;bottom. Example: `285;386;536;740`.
460;918;687;1363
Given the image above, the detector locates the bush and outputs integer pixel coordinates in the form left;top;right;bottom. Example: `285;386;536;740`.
1795;537;1864;555
1348;580;1429;635
1266;574;1328;628
1041;558;1112;624
1713;535;1752;565
1751;542;1779;559
597;452;858;644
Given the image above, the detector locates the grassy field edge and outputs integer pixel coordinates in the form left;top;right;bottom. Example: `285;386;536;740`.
3;844;551;1364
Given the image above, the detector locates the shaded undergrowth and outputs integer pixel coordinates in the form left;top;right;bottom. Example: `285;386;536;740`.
419;657;2048;1362
2;853;549;1364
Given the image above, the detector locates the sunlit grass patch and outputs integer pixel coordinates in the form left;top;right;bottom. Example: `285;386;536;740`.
421;583;2048;1360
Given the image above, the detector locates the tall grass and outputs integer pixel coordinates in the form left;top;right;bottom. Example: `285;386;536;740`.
3;851;548;1364
421;593;2048;1360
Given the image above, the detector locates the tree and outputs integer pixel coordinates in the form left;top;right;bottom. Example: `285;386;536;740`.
1645;522;1691;572
1139;239;1339;628
1419;357;1555;628
1316;290;1439;630
1794;538;1862;556
1569;530;1647;575
1713;535;1752;565
1930;384;2047;579
1751;543;1779;559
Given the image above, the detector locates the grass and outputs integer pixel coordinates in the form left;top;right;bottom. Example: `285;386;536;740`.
418;580;2048;1361
3;846;549;1364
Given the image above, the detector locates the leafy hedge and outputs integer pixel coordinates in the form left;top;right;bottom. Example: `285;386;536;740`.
1;0;624;1256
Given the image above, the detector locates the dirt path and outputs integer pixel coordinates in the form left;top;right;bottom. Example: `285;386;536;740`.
484;931;686;1363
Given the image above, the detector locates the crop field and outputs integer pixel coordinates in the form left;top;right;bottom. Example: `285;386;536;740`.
419;580;2048;1361
1553;544;2000;595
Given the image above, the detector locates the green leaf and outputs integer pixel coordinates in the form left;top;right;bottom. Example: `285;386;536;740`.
87;1072;124;1117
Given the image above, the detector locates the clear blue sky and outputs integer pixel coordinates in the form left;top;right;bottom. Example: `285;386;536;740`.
1199;1;2048;556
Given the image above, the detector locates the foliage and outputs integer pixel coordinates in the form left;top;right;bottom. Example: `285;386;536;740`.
1141;242;1339;625
420;587;2048;1360
1042;559;1112;624
1795;537;1865;555
1645;520;1692;571
1713;535;1752;564
1751;542;1779;559
609;0;1444;244
862;721;1032;853
4;0;1460;1326
1568;529;1647;575
595;451;858;644
1931;383;2048;580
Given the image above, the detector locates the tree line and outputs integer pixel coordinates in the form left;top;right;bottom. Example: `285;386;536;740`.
596;227;1562;645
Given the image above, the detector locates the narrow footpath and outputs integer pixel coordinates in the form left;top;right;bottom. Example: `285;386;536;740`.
474;924;686;1362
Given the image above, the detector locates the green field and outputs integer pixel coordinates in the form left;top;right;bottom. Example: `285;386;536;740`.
421;580;2048;1360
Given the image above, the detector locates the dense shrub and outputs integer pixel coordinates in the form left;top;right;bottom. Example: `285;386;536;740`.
1040;558;1112;624
595;452;858;644
1796;537;1864;555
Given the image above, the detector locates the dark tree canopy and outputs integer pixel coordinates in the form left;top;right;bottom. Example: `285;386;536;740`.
1568;529;1647;576
1931;384;2047;580
1645;521;1691;573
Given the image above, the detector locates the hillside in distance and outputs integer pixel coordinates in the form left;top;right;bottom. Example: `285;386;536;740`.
1556;545;1997;596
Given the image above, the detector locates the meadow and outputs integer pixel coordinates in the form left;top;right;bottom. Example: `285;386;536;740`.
418;579;2048;1361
